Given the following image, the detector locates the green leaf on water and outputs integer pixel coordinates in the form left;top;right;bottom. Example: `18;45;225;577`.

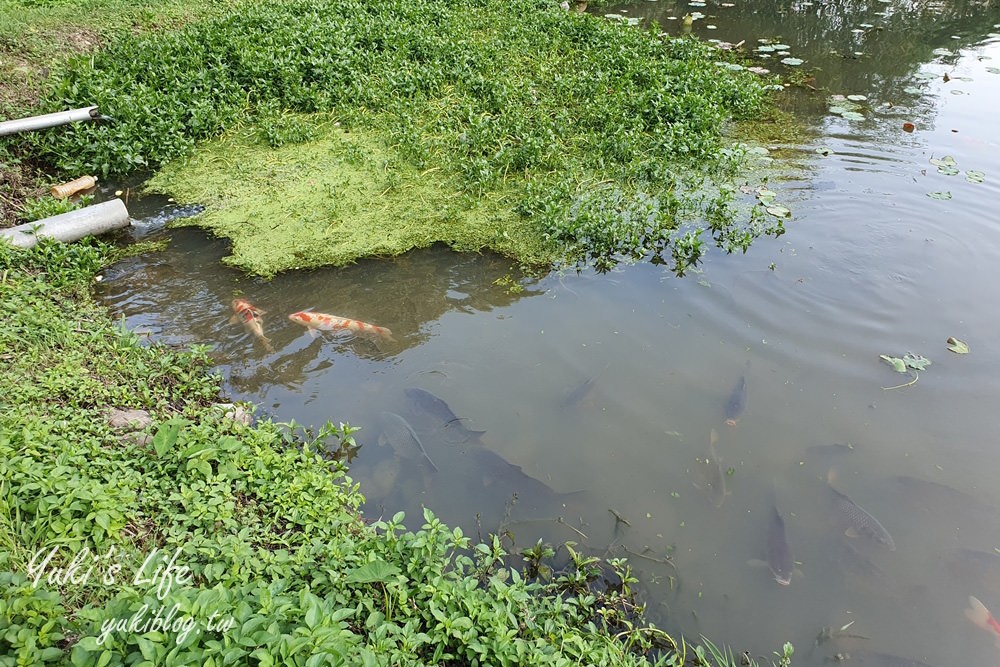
841;111;865;120
756;188;778;201
902;353;931;370
932;48;955;56
929;155;956;167
766;205;791;218
846;94;868;101
927;191;952;200
937;166;960;176
781;57;804;66
946;337;969;354
880;355;907;373
772;44;791;50
815;147;833;156
904;86;924;94
986;67;1000;74
965;170;985;183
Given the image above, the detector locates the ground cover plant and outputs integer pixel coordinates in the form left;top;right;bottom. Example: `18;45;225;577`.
0;240;795;664
13;0;786;275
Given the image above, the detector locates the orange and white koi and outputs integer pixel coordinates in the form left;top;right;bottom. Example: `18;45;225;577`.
288;310;396;342
964;596;1000;648
230;298;274;353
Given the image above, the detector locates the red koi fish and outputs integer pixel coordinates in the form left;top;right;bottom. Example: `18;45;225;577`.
288;311;396;343
230;299;274;353
965;596;1000;648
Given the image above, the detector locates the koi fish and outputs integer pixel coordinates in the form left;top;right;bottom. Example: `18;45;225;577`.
229;299;273;353
964;595;1000;648
288;311;396;342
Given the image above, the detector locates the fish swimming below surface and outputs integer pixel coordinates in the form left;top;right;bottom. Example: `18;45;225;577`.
764;505;795;586
465;446;555;498
724;363;749;426
229;298;274;353
404;387;485;443
693;429;729;508
965;595;1000;648
828;481;895;551
378;411;438;472
288;311;396;342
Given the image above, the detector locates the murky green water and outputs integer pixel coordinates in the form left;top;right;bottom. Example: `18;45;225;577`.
93;1;1000;664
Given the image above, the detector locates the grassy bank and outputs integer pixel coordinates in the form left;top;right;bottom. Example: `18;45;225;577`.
0;240;795;665
5;0;787;275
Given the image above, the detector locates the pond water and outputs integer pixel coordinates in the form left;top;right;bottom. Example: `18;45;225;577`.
93;0;1000;664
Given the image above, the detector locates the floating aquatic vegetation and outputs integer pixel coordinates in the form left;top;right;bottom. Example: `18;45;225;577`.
827;94;867;121
926;191;952;200
965;170;985;183
946;337;969;354
903;86;924;94
932;48;956;57
781;57;804;66
815;147;833;156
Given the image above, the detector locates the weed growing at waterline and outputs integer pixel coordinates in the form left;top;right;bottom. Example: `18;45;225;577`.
0;241;794;665
27;0;785;274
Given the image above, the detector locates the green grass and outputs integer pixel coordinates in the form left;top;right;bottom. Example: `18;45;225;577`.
11;0;786;274
0;240;796;665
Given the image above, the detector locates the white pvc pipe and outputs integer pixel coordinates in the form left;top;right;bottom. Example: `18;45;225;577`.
0;106;100;136
1;199;131;249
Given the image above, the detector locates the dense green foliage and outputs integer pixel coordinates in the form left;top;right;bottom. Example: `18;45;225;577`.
23;0;784;272
0;241;793;665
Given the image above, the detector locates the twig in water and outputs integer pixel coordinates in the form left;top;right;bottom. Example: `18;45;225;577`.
609;508;632;527
621;545;676;569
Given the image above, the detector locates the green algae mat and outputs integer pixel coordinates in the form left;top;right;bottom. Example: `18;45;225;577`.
148;122;543;277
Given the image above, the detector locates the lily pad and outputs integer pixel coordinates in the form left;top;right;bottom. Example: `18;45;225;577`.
766;205;791;217
965;170;985;183
927;191;953;200
932;48;955;57
903;87;924;95
946;337;969;354
772;44;791;50
929;155;957;167
937;166;960;176
829;105;850;116
781;57;804;66
815;147;833;156
757;45;776;52
880;355;907;373
841;111;865;120
846;94;868;101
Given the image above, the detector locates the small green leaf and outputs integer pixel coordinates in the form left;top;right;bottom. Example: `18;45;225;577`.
946;337;969;354
902;353;931;370
781;57;804;66
766;205;791;218
927;191;952;200
153;421;181;457
965;170;985;183
880;355;907;373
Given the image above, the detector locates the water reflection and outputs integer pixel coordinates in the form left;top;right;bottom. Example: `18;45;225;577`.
92;2;1000;665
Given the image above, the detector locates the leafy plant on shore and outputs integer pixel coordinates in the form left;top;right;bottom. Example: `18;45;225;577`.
25;0;784;273
0;241;794;665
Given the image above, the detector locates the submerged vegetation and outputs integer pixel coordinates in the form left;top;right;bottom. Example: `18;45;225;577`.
0;240;794;664
17;0;786;274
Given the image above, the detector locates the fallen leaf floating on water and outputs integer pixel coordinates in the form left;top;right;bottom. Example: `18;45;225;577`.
880;355;907;373
902;122;916;132
880;353;931;373
946;337;969;354
927;191;952;200
965;170;985;183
